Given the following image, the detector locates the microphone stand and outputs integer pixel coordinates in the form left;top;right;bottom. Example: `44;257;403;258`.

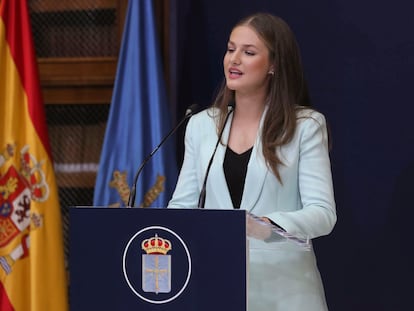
127;105;197;207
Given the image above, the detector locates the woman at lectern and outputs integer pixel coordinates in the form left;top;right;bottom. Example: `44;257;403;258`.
168;12;336;310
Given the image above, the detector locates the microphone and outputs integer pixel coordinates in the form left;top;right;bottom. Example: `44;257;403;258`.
198;103;235;209
127;104;198;207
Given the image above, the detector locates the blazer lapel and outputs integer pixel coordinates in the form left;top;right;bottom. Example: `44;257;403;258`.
240;107;269;213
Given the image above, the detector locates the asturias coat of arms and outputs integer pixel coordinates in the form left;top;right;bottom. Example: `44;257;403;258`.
141;234;172;294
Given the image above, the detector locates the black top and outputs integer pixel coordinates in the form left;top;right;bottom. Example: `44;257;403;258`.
223;146;253;209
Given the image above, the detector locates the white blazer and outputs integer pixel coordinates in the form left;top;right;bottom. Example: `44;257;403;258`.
168;106;336;310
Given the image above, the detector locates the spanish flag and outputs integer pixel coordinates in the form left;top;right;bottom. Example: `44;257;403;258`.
0;0;68;310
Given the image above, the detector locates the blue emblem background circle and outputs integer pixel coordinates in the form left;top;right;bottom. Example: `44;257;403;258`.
122;226;192;304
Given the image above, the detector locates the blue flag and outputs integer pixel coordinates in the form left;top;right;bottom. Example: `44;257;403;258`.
93;0;177;208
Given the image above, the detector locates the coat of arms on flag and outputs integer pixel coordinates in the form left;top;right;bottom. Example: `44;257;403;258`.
141;234;172;294
0;143;48;274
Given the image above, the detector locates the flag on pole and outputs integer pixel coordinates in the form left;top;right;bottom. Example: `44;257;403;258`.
0;0;68;310
93;0;177;208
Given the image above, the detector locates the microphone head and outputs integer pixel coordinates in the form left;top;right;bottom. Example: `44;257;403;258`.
228;100;235;110
185;104;199;117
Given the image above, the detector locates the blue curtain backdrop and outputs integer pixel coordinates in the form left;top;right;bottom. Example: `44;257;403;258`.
93;0;177;208
169;0;414;310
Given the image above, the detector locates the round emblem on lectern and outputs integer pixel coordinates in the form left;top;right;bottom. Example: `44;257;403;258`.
122;226;192;304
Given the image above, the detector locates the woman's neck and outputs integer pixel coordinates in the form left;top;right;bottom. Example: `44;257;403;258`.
227;93;266;154
233;93;266;120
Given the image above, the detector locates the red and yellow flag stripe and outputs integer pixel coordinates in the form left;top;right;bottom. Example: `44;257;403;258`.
0;0;68;310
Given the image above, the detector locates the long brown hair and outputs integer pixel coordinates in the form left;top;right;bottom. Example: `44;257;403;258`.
212;13;311;182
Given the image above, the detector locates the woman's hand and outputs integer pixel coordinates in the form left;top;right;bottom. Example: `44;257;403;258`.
246;214;272;240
